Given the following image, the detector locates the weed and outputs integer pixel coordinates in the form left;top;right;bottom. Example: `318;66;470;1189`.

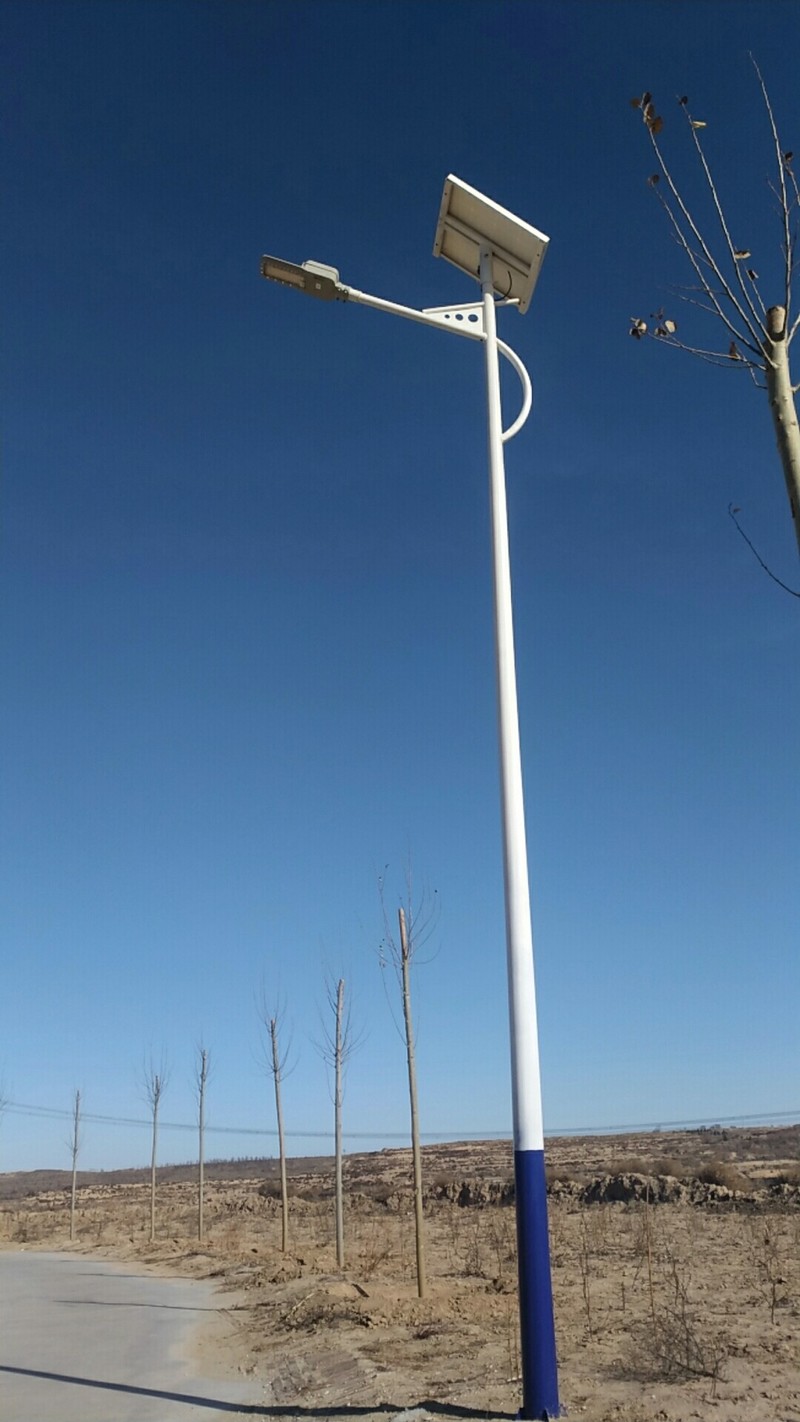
459;1215;487;1277
486;1210;515;1279
578;1214;593;1337
624;1228;731;1395
747;1218;792;1323
547;1207;567;1267
627;1308;730;1394
504;1295;521;1383
356;1218;393;1278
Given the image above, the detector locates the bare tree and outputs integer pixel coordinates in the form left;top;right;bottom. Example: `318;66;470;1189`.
257;994;291;1252
194;1043;211;1242
68;1089;81;1242
142;1056;169;1244
378;868;439;1300
630;64;800;576
317;975;363;1268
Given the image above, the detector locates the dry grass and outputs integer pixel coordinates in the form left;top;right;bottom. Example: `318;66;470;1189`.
1;1125;798;1422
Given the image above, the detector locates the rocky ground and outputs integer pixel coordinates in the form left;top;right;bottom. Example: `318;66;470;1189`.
1;1125;798;1421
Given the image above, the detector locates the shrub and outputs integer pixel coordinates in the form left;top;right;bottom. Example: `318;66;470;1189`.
695;1161;753;1192
258;1179;285;1200
611;1156;651;1176
295;1180;330;1202
650;1156;690;1179
545;1166;585;1187
770;1165;800;1186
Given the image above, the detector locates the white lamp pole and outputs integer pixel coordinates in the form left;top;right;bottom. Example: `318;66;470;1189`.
260;177;559;1420
479;245;559;1420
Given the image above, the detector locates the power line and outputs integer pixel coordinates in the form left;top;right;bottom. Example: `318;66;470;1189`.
4;1097;798;1142
546;1108;800;1135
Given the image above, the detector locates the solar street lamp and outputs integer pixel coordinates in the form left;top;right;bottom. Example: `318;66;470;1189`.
261;175;559;1421
259;256;344;301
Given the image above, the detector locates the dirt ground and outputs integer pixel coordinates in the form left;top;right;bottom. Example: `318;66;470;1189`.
1;1125;798;1421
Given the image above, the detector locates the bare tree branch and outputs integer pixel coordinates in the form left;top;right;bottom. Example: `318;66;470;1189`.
644;118;764;353
316;975;364;1268
141;1053;169;1243
643;331;761;368
751;56;793;320
377;863;440;1300
728;504;800;597
316;973;365;1087
631;76;800;561
256;991;292;1252
673;290;740;319
194;1043;211;1242
680;102;765;341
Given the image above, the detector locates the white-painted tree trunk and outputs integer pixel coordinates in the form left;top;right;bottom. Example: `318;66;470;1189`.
764;307;800;561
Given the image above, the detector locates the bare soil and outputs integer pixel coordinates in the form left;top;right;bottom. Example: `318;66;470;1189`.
1;1125;798;1421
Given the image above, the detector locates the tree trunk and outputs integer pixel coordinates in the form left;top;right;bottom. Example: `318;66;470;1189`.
764;306;800;560
399;907;426;1299
271;1019;289;1253
69;1090;80;1243
197;1052;207;1243
334;979;345;1269
150;1096;159;1243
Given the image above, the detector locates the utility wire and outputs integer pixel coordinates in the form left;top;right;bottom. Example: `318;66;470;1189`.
4;1097;797;1142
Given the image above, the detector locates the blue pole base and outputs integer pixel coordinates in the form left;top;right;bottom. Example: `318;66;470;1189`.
514;1147;560;1419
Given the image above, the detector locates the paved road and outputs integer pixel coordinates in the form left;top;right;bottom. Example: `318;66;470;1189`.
0;1251;260;1421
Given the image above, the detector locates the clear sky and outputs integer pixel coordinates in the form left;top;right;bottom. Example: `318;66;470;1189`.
2;0;798;1173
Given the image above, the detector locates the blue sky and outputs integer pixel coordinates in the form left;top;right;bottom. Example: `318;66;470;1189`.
2;0;798;1172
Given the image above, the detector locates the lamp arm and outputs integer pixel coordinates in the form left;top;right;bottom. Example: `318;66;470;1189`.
497;340;533;442
340;285;532;439
341;285;486;342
